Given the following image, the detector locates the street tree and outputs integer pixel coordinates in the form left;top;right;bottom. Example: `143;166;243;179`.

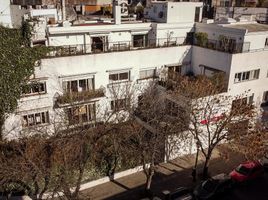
169;72;258;178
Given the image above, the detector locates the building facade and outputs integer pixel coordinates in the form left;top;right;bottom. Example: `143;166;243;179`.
1;1;268;139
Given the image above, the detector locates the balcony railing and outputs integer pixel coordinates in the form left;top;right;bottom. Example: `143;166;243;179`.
194;39;250;54
46;37;187;58
56;88;105;106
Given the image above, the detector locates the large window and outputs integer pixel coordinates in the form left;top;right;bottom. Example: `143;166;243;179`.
63;78;94;93
231;94;254;112
109;71;130;83
139;68;157;80
67;103;96;125
133;34;148;48
111;98;128;111
234;69;260;83
22;111;49;127
22;82;46;96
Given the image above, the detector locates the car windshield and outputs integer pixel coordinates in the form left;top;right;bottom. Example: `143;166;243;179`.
236;165;251;175
203;180;217;192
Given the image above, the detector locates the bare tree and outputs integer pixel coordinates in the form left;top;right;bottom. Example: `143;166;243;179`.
168;72;260;178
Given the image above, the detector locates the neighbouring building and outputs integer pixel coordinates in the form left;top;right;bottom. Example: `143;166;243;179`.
1;1;268;143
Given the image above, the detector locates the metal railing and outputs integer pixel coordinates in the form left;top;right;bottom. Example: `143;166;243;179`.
46;37;187;58
194;39;251;54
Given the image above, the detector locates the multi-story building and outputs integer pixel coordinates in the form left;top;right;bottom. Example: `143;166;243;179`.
2;1;268;138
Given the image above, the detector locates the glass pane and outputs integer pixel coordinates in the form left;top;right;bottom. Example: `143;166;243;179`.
71;80;78;92
32;83;40;93
88;78;94;90
22;116;28;127
80;105;88;122
79;79;87;91
28;114;35;126
109;74;118;81
35;113;41;124
39;83;45;92
119;72;129;80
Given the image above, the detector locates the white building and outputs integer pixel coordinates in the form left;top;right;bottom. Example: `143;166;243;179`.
2;1;268;139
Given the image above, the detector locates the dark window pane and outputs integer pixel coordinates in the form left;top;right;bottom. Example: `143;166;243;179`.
79;79;87;91
119;72;129;80
71;81;78;92
109;74;118;81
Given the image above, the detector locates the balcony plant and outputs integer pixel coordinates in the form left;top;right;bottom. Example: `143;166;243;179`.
194;32;208;47
57;88;105;105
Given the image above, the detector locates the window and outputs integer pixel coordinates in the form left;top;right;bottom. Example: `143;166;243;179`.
112;43;128;51
234;69;260;83
265;38;268;47
133;34;148;48
231;94;254;111
139;69;157;80
111;98;128;111
22;82;46;96
63;78;94;93
109;71;130;82
67;103;96;125
22;111;49;127
168;65;182;80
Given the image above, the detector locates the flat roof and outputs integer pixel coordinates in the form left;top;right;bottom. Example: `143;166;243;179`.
227;23;268;32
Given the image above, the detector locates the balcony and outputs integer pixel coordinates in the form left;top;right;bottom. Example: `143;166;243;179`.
56;88;105;107
46;37;187;58
193;39;250;54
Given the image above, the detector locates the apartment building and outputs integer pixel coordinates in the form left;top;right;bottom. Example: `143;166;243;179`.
2;1;268;138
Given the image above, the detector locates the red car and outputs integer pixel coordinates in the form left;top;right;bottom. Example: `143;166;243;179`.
230;161;264;182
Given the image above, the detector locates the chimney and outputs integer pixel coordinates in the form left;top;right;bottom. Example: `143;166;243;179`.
62;0;66;21
113;0;121;25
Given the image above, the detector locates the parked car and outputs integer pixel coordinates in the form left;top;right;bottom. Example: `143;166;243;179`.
193;173;232;200
169;187;194;200
230;161;264;182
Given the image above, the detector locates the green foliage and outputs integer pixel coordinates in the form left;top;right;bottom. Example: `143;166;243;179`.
0;25;46;139
194;32;208;47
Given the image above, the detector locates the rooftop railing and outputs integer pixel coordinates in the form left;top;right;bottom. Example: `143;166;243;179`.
194;39;251;54
45;37;187;58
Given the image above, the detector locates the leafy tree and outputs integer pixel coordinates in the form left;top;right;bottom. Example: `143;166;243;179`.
0;24;45;139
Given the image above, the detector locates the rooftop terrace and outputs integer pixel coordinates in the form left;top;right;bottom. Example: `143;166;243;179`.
227;23;268;32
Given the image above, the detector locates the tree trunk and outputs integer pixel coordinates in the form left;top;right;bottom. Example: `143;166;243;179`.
202;152;212;179
145;164;155;196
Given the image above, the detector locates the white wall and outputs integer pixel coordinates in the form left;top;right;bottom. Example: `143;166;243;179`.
228;51;268;106
244;32;268;50
191;46;233;76
3;46;192;138
0;0;12;27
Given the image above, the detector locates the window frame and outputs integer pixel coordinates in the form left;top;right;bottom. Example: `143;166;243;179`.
22;111;49;127
67;103;96;125
21;81;47;96
110;98;128;111
234;69;260;83
63;77;95;93
109;71;130;83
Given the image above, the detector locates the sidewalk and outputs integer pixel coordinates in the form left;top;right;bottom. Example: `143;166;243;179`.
80;146;244;200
